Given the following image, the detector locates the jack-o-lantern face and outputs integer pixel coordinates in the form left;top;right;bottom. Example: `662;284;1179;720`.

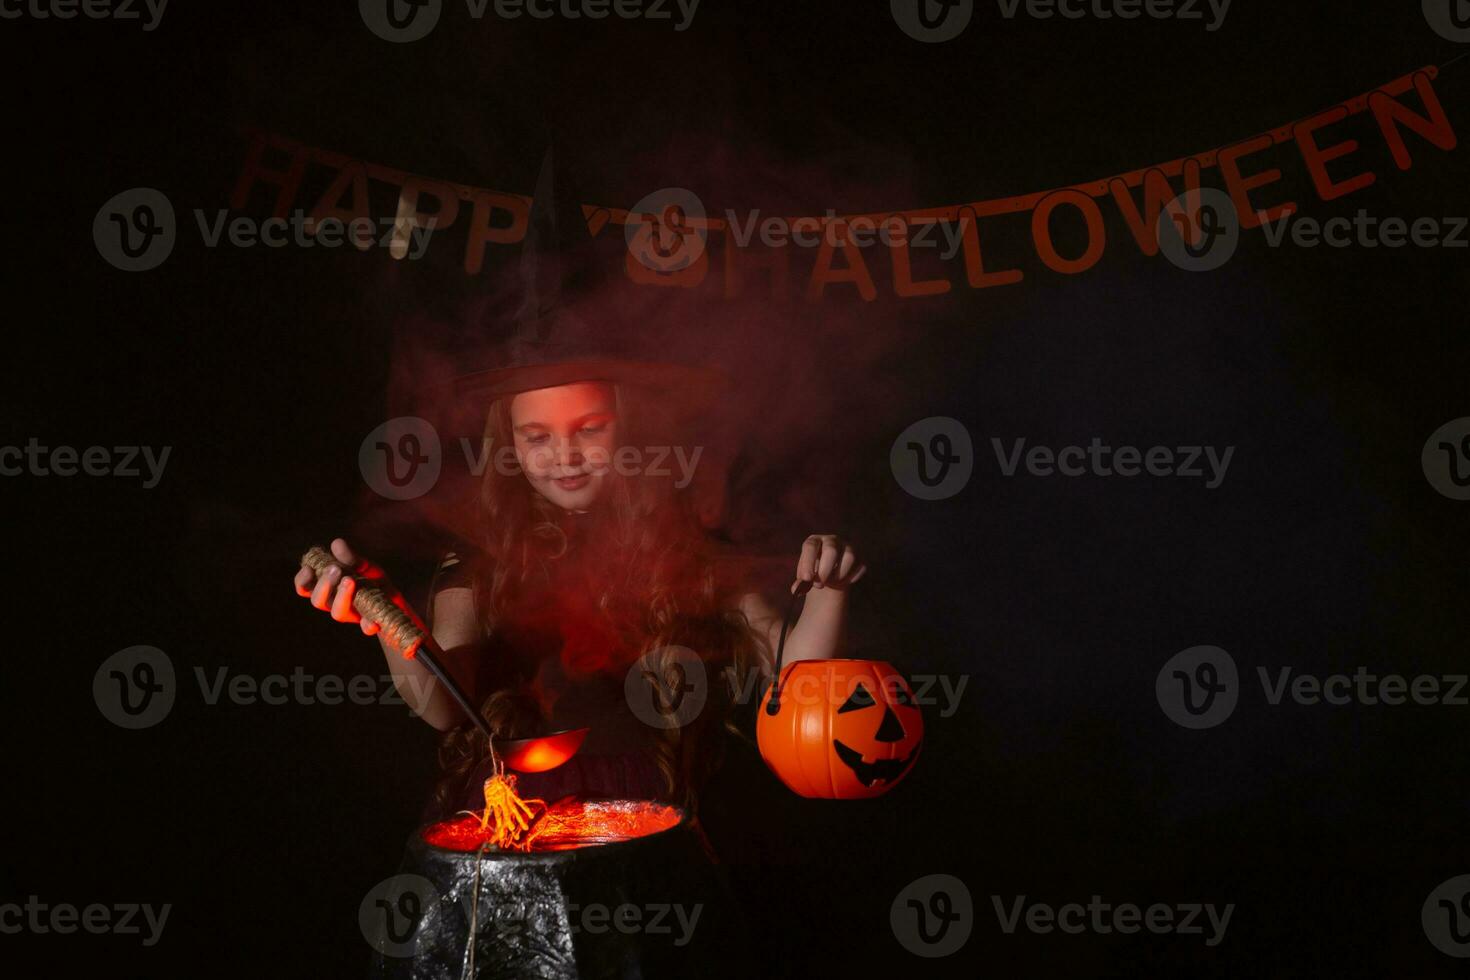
757;659;923;799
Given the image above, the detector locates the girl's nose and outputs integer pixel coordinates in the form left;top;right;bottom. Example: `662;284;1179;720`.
555;438;584;467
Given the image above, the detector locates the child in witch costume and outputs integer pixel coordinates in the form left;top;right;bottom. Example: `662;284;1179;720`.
294;149;865;823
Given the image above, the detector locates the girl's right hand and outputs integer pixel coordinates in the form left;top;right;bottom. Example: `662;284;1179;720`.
294;537;391;636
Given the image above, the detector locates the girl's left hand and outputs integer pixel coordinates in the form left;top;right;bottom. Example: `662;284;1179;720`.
792;534;867;594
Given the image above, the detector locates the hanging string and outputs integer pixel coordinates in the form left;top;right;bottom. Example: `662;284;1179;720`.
462;841;495;980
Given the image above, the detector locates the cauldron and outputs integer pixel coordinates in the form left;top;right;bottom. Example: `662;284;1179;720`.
366;800;749;980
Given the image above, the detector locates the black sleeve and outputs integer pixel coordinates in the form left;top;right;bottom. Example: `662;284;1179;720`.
424;551;475;634
433;552;474;591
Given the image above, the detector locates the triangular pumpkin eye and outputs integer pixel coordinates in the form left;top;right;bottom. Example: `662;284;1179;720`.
891;685;915;707
838;682;877;713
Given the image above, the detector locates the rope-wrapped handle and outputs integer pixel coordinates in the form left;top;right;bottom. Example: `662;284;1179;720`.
300;546;427;659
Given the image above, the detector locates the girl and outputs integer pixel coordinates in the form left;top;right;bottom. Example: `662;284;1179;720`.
294;377;865;816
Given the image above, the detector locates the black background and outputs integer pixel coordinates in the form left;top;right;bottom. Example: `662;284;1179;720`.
4;0;1470;975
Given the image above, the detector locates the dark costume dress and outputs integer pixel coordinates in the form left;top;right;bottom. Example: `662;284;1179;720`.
419;517;669;824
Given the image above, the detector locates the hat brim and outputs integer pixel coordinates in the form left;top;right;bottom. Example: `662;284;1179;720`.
453;358;726;400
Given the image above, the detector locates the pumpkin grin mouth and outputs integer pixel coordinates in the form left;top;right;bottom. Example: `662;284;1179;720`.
832;739;921;787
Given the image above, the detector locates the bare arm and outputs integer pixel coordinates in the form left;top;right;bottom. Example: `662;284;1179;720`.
740;534;867;668
380;584;482;731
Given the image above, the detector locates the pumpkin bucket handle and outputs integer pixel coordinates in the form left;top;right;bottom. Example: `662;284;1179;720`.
763;581;811;716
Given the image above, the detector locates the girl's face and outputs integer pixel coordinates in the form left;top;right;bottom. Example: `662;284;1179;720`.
509;382;619;512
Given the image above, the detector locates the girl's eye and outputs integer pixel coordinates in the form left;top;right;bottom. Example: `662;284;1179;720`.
579;425;606;435
524;434;549;445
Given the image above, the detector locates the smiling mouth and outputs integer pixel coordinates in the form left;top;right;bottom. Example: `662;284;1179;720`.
832;739;922;787
554;474;591;491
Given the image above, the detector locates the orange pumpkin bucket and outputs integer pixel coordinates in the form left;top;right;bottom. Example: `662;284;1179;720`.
756;586;923;798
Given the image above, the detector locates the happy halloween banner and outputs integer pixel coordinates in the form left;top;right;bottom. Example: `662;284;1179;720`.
230;66;1457;301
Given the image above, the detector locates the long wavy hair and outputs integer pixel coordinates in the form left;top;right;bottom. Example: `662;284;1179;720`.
435;382;768;810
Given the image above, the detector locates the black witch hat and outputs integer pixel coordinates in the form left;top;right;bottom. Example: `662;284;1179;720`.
452;144;722;401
